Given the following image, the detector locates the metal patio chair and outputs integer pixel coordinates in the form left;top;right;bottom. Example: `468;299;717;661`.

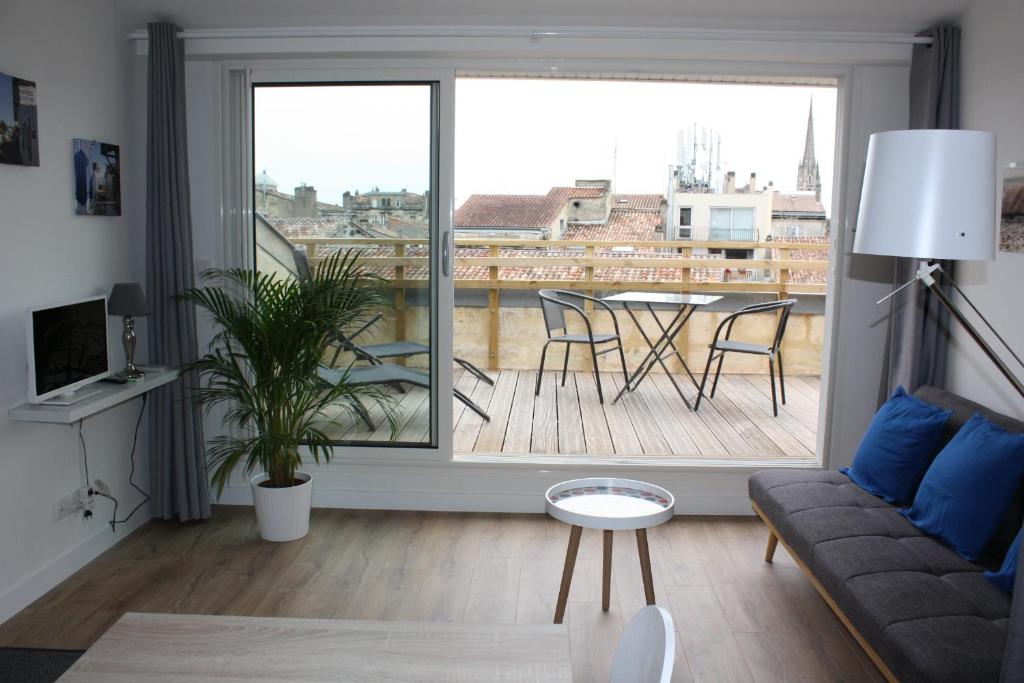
693;299;797;417
292;248;494;385
317;364;490;431
535;289;630;404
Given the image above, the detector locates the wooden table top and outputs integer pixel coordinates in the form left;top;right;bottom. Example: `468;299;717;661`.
58;612;573;682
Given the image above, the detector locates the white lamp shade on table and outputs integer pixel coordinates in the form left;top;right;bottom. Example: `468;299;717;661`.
853;129;998;261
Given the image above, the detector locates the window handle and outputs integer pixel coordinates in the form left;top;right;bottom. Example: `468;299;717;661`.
442;231;451;277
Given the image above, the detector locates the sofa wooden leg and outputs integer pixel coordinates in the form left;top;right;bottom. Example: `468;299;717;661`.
764;530;779;563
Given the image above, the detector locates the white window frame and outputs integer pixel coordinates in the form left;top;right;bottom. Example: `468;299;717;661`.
193;46;874;510
242;65;457;467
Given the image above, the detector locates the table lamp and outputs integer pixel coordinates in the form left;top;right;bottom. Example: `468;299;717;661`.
108;282;150;380
853;129;1024;400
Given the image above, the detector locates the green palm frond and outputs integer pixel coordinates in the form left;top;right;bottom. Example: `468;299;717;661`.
182;248;399;494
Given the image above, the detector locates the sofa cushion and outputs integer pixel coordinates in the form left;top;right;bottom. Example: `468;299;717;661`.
987;527;1022;594
840;385;952;504
912;386;1024;564
902;413;1024;561
751;468;1010;682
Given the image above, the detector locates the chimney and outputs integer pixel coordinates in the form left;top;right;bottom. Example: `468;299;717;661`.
294;184;318;218
749;173;757;193
725;171;736;194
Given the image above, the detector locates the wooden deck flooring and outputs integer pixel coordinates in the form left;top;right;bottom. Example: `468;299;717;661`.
328;368;820;462
458;369;820;461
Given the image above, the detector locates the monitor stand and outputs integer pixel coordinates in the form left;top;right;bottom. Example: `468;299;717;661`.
43;388;102;406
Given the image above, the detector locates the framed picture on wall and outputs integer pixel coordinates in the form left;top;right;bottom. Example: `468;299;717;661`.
0;72;39;167
73;139;121;216
1000;162;1024;253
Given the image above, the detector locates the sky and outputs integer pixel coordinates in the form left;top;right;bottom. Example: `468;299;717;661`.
254;78;837;216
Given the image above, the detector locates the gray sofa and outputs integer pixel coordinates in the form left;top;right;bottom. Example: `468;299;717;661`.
749;386;1024;683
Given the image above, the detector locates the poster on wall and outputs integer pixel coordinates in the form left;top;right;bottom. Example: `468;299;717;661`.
0;72;39;167
73;139;121;216
1000;162;1024;253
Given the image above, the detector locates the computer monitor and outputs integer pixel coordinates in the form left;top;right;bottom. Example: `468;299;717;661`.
27;295;110;404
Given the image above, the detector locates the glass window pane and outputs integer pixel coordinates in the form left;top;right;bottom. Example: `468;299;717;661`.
710;208;730;228
253;83;435;447
733;207;755;229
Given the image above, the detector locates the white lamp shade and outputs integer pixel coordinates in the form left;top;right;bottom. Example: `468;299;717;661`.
853;129;997;261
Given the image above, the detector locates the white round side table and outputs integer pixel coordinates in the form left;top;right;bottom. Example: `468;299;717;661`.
545;477;675;624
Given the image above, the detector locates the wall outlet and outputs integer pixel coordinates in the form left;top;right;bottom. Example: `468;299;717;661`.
53;486;94;521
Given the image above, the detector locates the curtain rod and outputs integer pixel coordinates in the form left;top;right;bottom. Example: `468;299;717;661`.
125;25;934;45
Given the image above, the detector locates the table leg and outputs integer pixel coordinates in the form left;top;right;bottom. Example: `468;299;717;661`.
647;303;702;390
554;525;583;624
602;530;613;612
613;304;655;402
635;303;696;408
636;528;656;605
614;304;689;404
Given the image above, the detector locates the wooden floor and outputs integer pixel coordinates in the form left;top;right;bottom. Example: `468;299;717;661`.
0;508;883;682
460;369;820;460
331;368;821;461
323;366;819;462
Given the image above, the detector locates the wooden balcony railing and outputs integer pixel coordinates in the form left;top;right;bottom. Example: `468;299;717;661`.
289;236;829;369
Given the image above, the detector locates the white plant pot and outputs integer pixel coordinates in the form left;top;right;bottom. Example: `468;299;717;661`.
250;471;313;542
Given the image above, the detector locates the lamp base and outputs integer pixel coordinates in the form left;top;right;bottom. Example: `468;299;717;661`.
114;366;146;382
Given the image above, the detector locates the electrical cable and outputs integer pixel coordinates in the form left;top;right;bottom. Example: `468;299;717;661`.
77;419;89;484
79;395;150;532
111;394;150;530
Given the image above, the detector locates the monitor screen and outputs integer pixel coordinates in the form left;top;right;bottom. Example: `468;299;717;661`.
31;298;108;398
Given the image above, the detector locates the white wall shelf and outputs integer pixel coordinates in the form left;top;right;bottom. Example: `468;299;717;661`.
8;368;179;425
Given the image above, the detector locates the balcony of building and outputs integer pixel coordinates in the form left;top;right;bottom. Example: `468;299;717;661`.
258;232;829;464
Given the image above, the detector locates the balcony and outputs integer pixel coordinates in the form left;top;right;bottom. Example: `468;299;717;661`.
260;234;828;463
675;226;758;242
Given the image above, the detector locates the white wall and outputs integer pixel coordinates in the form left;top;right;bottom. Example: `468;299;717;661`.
0;0;149;624
946;0;1024;419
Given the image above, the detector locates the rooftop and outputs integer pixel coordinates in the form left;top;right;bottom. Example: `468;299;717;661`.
772;192;827;217
455;194;566;229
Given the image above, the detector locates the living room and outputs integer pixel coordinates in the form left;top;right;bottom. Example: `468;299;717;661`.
0;0;1022;680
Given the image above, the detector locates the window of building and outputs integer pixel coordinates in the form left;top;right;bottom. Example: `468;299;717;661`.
679;207;692;226
710;207;756;240
788;223;801;237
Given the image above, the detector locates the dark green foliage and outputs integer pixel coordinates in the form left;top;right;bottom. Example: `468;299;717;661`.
182;249;396;494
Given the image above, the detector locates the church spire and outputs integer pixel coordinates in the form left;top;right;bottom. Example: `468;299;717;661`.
797;97;821;194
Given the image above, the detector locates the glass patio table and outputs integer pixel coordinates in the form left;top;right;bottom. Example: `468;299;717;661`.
602;291;723;409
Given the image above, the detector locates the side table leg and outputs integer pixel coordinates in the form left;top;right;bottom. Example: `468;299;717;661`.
636;528;656;605
602;530;613;612
554;525;583;624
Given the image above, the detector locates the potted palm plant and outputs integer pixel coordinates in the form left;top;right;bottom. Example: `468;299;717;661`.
183;249;395;542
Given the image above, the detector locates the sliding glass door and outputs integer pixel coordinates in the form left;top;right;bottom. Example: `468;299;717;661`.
251;68;454;457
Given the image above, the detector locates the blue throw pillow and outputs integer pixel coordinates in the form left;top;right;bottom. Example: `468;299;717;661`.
985;527;1022;593
840;386;953;503
902;413;1024;562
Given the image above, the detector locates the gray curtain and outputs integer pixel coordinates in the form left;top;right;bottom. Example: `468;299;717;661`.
146;22;211;521
881;26;960;399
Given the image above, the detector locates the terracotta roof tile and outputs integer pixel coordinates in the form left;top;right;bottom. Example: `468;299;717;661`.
547;186;606;200
772;193;826;216
611;194;665;210
311;189;828;289
271;217;355;239
455;194;563;229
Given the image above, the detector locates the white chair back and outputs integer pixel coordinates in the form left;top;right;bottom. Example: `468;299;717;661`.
610;605;675;683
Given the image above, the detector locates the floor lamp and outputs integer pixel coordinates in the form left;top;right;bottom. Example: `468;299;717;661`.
853;129;1024;400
